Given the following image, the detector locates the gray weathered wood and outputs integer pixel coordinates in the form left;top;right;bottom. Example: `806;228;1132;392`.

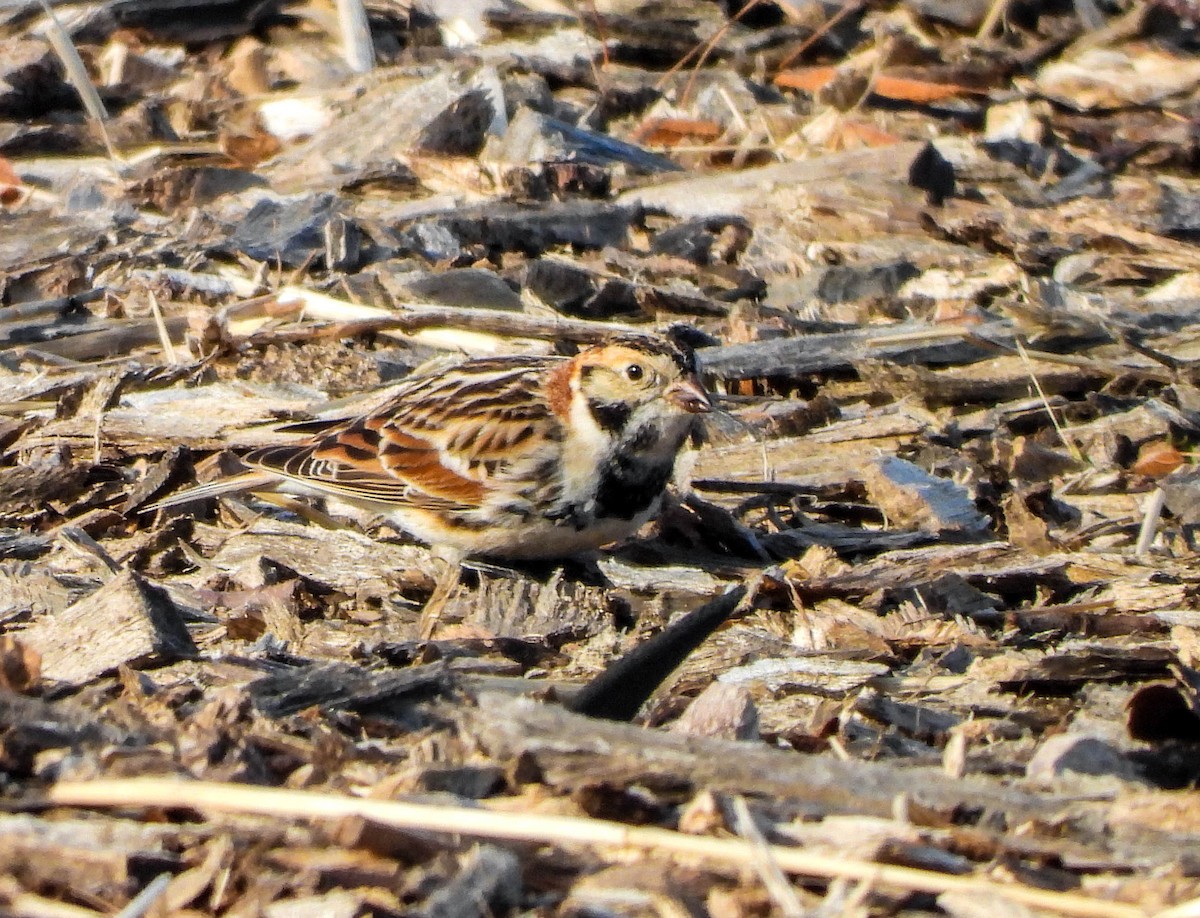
463;691;1045;821
19;570;195;684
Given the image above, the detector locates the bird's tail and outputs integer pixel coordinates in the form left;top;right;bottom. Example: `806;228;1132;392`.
141;471;280;512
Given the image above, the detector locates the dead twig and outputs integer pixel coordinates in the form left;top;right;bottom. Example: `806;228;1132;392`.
37;0;119;167
1014;337;1084;464
335;0;374;73
775;0;864;71
45;778;1147;918
656;0;768;105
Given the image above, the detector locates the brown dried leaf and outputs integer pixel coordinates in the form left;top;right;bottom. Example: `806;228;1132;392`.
773;66;838;92
630;117;723;147
0;156;23;206
871;74;979;104
1132;441;1185;478
775;68;979;104
0;636;40;694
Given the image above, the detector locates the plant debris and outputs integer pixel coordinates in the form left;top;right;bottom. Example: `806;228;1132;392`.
4;0;1200;914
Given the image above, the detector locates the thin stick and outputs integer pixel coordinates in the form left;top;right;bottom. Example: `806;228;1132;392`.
679;0;767;108
1014;337;1084;463
654;0;765;97
964;331;1175;384
977;0;1014;38
731;795;806;918
1134;486;1166;558
37;0;119;167
112;874;171;918
640;143;779;154
775;0;864;71
336;0;374;73
418;559;462;640
45;778;1146;918
579;0;611;82
147;291;178;365
92;399;104;465
249;300;642;348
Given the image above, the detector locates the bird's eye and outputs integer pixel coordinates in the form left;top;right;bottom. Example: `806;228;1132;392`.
625;363;645;381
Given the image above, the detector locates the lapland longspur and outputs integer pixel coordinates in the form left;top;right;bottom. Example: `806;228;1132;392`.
151;333;712;560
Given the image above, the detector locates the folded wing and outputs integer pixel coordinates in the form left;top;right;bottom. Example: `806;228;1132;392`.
242;359;562;514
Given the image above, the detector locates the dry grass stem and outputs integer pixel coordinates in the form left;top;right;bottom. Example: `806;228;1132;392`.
37;0;118;165
47;779;1148;918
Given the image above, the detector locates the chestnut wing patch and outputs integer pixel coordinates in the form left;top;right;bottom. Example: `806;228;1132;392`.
243;421;482;512
242;362;563;513
378;401;556;500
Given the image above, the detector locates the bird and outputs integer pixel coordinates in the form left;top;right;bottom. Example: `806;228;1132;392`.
148;333;713;564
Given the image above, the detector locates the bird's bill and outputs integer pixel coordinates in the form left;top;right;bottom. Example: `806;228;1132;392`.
666;376;713;414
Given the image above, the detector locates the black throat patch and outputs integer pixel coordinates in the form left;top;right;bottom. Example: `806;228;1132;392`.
587;398;633;433
593;451;673;520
